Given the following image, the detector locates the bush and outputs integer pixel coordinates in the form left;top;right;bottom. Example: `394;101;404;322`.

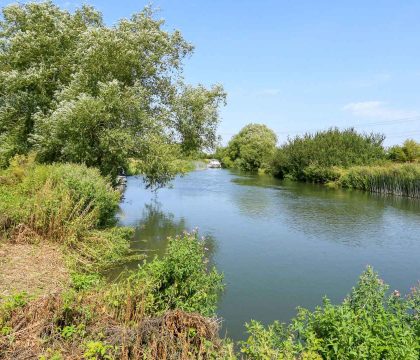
108;232;224;318
271;128;385;181
387;139;420;163
241;267;420;359
302;165;343;183
0;156;120;242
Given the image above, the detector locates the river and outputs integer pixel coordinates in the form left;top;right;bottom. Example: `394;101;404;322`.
116;169;420;340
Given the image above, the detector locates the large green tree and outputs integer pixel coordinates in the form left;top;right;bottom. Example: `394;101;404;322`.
223;123;277;172
0;2;225;186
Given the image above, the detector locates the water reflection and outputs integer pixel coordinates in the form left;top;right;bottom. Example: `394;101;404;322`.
116;170;420;341
230;173;419;247
121;201;217;267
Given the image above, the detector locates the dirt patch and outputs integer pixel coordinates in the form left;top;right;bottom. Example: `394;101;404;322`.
0;242;69;299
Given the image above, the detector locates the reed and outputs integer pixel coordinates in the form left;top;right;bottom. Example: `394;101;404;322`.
340;163;420;198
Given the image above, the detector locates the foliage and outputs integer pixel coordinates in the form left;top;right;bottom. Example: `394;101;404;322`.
0;155;120;238
0;292;29;331
387;139;420;163
302;164;343;183
0;2;225;186
240;320;295;359
0;156;136;273
339;163;420;198
241;267;420;359
126;154;196;182
220;124;277;172
271;128;386;181
174;84;227;156
108;232;224;318
83;341;117;360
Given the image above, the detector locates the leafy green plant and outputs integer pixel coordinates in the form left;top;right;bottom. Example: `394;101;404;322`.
83;341;116;360
0;292;29;328
108;232;224;319
60;324;86;339
241;267;420;359
71;273;102;291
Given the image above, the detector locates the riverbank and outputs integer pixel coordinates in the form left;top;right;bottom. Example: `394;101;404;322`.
0;157;232;359
1;160;420;359
216;127;420;198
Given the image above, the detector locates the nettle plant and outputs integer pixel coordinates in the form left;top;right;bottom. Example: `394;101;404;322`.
241;267;420;360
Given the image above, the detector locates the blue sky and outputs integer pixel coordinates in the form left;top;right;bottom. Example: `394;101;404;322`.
2;0;420;145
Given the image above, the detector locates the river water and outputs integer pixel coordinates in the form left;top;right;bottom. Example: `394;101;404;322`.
116;169;420;340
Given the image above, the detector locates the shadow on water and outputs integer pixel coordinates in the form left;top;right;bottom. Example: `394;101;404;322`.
114;200;217;275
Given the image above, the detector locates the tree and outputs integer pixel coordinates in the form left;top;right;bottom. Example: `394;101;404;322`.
174;84;226;156
224;124;277;172
387;139;420;163
0;2;225;186
402;139;420;162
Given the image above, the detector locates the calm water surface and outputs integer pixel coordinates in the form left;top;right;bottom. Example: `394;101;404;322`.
116;169;420;340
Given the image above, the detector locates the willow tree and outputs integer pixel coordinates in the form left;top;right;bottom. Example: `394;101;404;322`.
224;124;278;171
0;2;225;187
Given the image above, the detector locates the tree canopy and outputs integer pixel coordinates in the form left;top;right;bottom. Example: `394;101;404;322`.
0;1;226;186
219;123;277;172
387;139;420;163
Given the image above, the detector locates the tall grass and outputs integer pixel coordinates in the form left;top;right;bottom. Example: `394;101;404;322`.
340;163;420;198
0;155;133;272
0;156;119;238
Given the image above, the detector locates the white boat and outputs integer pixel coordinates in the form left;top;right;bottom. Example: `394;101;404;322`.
207;159;221;168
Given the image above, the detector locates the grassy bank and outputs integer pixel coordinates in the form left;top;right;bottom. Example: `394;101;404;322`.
1;157;420;359
0;156;231;358
0;233;231;359
338;163;420;198
0;156;134;274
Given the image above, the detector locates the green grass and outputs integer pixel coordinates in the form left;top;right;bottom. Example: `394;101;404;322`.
339;163;420;198
0;155;136;274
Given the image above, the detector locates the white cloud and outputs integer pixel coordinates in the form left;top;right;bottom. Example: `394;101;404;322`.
343;101;418;120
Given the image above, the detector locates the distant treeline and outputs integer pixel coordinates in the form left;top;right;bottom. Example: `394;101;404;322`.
215;125;420;197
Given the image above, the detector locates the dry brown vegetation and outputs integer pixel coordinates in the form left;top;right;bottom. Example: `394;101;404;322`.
0;291;228;360
0;242;69;299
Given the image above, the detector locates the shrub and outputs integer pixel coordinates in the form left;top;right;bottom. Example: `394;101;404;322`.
0;156;120;241
241;267;420;359
271;128;386;181
108;232;224;319
302;165;342;183
388;139;420;163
